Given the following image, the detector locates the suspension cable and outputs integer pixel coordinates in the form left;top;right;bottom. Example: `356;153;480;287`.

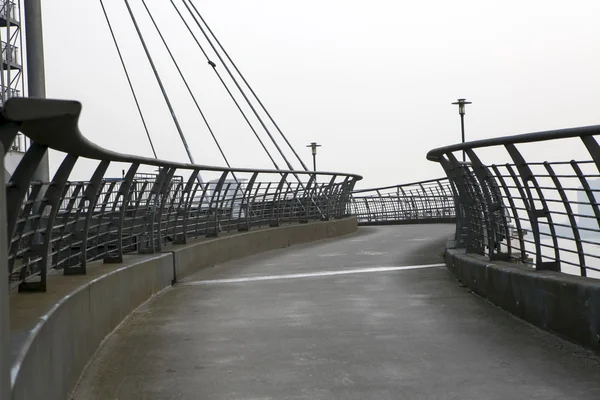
181;0;296;172
98;0;157;159
140;0;235;172
188;1;309;171
168;0;281;170
123;0;200;179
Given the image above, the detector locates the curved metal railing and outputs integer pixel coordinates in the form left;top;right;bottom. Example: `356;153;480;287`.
350;178;455;225
428;125;600;278
1;98;362;292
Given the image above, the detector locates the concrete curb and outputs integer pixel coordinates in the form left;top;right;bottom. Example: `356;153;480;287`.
445;248;600;352
10;218;357;400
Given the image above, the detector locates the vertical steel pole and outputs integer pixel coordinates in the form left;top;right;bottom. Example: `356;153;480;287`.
0;142;11;399
24;0;49;181
24;0;44;98
312;153;316;171
460;113;466;163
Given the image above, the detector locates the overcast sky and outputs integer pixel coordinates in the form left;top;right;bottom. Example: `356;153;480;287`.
41;0;600;188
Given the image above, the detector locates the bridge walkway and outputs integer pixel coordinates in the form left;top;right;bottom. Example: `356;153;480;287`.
74;225;600;399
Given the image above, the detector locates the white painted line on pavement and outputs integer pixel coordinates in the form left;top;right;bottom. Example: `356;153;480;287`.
180;263;446;285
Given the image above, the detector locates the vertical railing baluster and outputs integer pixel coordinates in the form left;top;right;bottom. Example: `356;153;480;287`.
439;154;471;249
6;142;47;243
544;162;585;276
107;163;139;262
207;171;228;237
20;154;78;292
466;149;509;260
490;165;520;260
300;174;316;223
174;170;200;244
69;160;109;274
154;168;176;252
238;172;258;232
505;144;560;271
270;173;289;227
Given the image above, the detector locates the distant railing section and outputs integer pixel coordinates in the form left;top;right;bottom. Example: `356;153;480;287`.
428;125;600;278
350;178;455;225
1;98;361;292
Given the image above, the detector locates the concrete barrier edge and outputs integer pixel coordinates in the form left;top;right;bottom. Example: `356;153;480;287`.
445;248;600;352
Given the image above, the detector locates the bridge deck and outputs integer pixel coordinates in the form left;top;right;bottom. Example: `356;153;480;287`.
74;225;600;399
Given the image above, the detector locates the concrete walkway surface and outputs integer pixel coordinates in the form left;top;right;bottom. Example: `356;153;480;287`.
73;225;600;400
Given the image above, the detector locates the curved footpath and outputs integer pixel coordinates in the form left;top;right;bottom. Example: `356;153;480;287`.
74;225;600;400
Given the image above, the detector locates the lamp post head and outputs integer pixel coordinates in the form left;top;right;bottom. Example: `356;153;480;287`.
451;98;472;116
307;141;321;155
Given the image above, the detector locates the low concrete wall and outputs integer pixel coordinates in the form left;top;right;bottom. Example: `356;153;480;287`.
9;218;357;400
10;254;173;400
171;217;358;280
445;247;600;352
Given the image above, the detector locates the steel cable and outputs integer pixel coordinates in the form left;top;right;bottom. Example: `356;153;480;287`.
98;0;157;158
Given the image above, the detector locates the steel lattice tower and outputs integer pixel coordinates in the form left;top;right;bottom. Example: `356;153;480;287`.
0;0;24;150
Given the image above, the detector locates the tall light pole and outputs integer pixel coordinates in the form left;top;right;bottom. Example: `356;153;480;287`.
451;98;472;162
306;142;321;171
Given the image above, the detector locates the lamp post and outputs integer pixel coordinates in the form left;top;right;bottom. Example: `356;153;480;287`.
306;142;321;171
451;98;472;162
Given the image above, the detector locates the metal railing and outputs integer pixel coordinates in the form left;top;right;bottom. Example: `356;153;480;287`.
1;98;362;292
350;178;455;225
428;125;600;278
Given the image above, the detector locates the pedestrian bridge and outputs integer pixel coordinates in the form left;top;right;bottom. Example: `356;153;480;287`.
3;99;600;399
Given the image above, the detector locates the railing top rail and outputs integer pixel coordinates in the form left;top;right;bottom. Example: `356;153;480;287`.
3;98;362;180
426;124;600;161
352;177;449;194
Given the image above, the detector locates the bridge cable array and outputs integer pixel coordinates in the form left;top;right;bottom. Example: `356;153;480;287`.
123;0;201;181
174;0;309;186
186;0;310;172
139;0;237;182
167;0;281;171
98;0;157;159
181;0;299;173
99;0;310;176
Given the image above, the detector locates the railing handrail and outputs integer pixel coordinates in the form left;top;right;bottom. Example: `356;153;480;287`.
3;98;362;180
352;177;449;194
427;125;600;161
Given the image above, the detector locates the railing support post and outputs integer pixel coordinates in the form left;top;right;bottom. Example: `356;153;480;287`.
65;160;110;275
300;174;316;223
505;144;560;271
439;155;470;249
206;171;229;237
106;163;139;263
20;154;78;292
238;172;258;232
466;149;510;261
270;173;289;227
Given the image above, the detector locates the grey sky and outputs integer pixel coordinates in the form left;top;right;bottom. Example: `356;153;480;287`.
42;0;600;187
